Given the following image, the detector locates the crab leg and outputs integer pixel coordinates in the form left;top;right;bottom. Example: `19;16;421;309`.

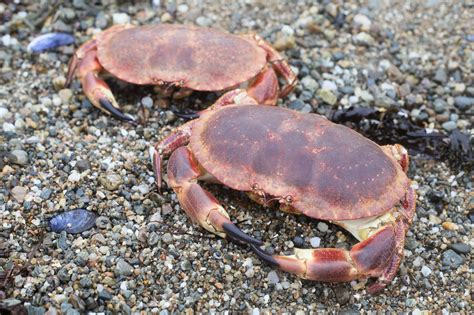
253;224;397;283
247;66;280;105
254;187;416;294
167;146;262;246
151;121;195;191
66;40;135;124
244;34;298;98
382;144;409;173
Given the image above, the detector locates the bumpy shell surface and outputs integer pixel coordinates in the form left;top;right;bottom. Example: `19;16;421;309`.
191;105;410;220
97;24;266;90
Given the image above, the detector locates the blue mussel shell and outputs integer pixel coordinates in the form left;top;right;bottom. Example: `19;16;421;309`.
49;209;96;234
27;32;75;53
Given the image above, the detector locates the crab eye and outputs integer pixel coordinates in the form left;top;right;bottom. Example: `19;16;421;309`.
285;195;293;203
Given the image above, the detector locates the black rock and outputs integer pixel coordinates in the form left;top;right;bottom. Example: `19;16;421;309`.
293;236;304;247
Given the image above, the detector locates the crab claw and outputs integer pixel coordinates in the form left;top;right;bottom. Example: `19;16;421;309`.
252;225;401;289
222;222;263;246
172;109;200;120
99;99;136;124
167;146;262;246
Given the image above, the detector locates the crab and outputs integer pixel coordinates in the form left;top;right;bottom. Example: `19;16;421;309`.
65;24;297;123
151;97;416;294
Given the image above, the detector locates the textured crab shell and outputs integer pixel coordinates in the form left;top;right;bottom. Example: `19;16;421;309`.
191;105;410;221
96;24;267;90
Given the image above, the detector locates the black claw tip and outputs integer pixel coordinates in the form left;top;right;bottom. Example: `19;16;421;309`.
99;99;136;124
222;223;263;246
172;109;200;120
250;245;280;267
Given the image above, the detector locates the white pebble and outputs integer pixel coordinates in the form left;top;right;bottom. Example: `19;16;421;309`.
353;14;372;31
310;237;321;248
413;256;423;267
0;107;9;120
141;96;154;108
68;170;81;182
321;80;337;91
2;34;12;46
3;122;15;132
113;13;130;25
281;25;295;36
421;266;432;277
245;267;255;278
177;4;189;13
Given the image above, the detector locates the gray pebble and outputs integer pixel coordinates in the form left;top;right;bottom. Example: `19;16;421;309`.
317;222;329;232
75;251;89;267
448;243;470;254
292;236;304;247
433;98;447;113
148;231;160;246
334;286;350;305
162;233;173;243
40;188;52;200
9;149;28;165
79;276;92;288
442;121;457;131
95;12;108;29
442;249;465;268
116;259;134;276
454;96;474;111
433;68;447;84
98;289;112;300
65;309;80;315
96;216;111;229
57;268;70;282
57;231;68;250
267;270;279;284
288;99;305;111
25;305;46;315
76;160;90;172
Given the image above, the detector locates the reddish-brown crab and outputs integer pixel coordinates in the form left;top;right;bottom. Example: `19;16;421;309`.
66;24;297;123
151;99;416;294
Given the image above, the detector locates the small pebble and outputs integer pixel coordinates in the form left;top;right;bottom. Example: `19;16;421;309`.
448;243;470;254
442;249;465;268
9;150;28;165
352;32;374;46
453;96;474;111
433;68;448;84
310;237;321;248
112;13;130;25
116;259;134;276
441;221;458;230
421;266;432;277
317;222;329;232
267;271;279;284
441;121;457;131
11;186;28;203
99;172;123;191
317;89;337;106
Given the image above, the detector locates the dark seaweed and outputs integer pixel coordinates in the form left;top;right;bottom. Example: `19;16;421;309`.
330;107;473;170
